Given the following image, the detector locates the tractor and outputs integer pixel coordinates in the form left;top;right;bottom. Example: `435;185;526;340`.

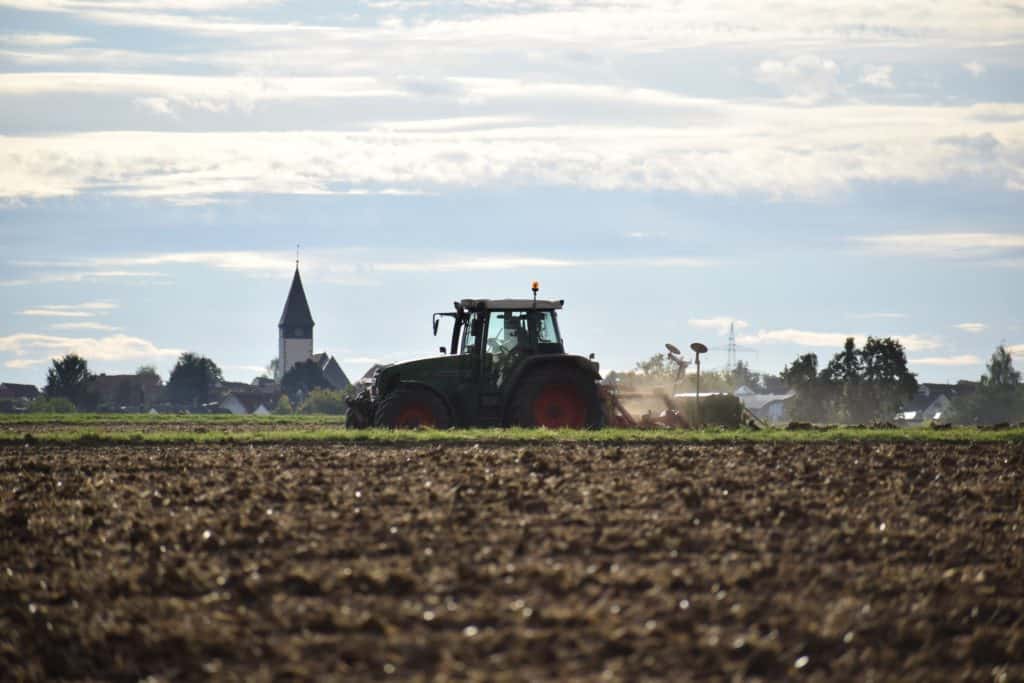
345;285;604;429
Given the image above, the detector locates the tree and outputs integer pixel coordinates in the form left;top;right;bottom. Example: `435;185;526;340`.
729;360;759;391
281;359;331;402
859;336;918;422
44;354;95;409
274;395;293;415
297;388;349;415
28;397;76;413
781;353;829;422
982;345;1021;387
136;365;162;385
265;357;280;380
166;352;223;408
952;346;1024;425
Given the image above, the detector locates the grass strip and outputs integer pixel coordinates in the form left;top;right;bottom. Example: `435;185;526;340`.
2;426;1023;446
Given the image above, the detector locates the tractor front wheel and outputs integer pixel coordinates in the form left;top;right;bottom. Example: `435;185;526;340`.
511;366;604;429
374;386;451;429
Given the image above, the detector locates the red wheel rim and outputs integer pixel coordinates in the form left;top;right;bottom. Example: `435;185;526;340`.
396;403;437;428
532;384;585;428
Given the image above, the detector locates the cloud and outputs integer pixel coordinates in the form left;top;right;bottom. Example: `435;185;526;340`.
0;270;164;286
860;64;893;89
852;233;1024;260
912;355;982;366
49;321;121;331
963;61;986;77
738;329;941;351
1007;344;1024;355
755;55;841;103
954;322;986;333
3;95;1024;202
19;250;712;279
0;32;90;46
19;302;117;317
0;332;180;365
689;318;749;335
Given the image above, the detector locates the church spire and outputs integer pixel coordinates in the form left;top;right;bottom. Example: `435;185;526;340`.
278;264;314;331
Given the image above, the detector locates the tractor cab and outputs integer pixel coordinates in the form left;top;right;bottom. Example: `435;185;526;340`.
347;287;604;429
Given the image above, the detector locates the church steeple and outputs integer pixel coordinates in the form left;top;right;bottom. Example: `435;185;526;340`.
277;264;315;380
278;266;314;334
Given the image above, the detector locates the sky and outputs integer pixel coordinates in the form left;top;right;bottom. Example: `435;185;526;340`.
1;0;1022;387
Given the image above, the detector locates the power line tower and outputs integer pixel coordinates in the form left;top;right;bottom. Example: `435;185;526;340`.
712;321;757;373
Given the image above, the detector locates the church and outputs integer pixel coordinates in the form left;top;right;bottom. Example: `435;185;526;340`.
276;264;351;391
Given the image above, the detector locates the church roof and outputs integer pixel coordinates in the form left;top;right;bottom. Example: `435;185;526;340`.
278;267;315;328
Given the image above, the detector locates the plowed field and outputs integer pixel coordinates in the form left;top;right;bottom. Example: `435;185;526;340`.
2;441;1022;681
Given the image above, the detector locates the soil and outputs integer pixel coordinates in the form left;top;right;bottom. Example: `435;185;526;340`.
2;441;1022;681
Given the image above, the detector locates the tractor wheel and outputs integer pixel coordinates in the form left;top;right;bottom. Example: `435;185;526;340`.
511;366;604;429
345;404;371;429
374;386;451;429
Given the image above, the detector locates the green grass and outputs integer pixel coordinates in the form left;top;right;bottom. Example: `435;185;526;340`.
1;416;1022;446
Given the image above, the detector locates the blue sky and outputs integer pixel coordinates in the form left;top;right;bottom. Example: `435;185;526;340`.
1;0;1022;386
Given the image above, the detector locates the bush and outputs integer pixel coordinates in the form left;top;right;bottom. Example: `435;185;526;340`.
274;395;293;415
297;388;348;415
28;397;77;413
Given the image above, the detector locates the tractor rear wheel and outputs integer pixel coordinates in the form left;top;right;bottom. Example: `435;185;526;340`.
511;366;604;429
374;385;451;429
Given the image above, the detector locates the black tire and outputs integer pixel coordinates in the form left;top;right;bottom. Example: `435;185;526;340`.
345;404;371;429
510;365;604;429
374;385;451;429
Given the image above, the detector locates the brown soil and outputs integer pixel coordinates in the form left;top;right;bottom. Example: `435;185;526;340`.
2;442;1022;681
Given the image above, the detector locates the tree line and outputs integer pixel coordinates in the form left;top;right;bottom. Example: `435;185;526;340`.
36;352;352;414
612;338;1023;426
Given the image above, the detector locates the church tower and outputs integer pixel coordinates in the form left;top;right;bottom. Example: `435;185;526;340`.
277;264;315;380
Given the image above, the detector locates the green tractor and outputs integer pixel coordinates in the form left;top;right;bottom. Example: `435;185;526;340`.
345;287;604;429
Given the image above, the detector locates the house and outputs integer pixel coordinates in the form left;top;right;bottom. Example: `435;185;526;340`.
220;391;273;415
733;386;796;424
312;352;351;391
898;383;970;422
0;383;40;412
88;374;162;410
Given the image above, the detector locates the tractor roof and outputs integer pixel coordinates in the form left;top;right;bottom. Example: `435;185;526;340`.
458;298;564;311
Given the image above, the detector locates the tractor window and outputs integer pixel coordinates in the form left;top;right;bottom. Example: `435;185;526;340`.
487;311;528;356
461;312;484;355
532;311;560;345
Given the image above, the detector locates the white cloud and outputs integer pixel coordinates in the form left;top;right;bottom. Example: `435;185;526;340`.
738;328;859;348
912;355;982;366
963;61;986;77
755;55;841;103
49;321;120;331
0;32;90;46
1007;344;1024;356
852;233;1024;260
2;95;1024;202
860;64;893;89
19;302;117;317
738;329;941;351
0;72;406;114
954;322;986;333
689;318;749;335
0;332;180;364
0;270;164;286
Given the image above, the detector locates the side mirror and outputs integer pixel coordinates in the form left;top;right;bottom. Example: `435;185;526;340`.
432;316;440;336
471;318;483;337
